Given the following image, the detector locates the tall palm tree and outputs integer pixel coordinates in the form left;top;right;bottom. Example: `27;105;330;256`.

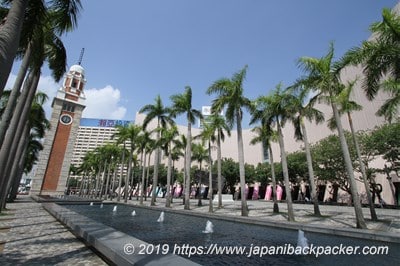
205;113;231;208
0;0;82;96
112;125;128;202
297;43;367;229
94;144;121;199
140;95;174;206
159;124;179;207
207;65;252;216
0;2;81;208
113;124;141;202
287;87;324;216
170;86;202;210
137;129;151;204
0;67;40;209
191;142;208;207
340;8;400;122
328;81;378;221
197;122;219;212
249;124;279;213
6;91;50;202
252;84;296;221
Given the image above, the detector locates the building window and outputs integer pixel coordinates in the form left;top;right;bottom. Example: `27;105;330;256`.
62;103;75;112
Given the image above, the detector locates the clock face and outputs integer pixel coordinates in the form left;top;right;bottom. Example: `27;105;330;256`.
60;114;73;125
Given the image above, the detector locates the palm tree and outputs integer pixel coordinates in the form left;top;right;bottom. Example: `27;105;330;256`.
205;113;231;208
328;81;378;221
207;65;252;216
297;43;367;229
0;2;81;208
159;124;179;207
113;124;141;202
170;86;202;210
0;0;82;96
112;125;128;201
287;87;324;216
191;142;208;207
140;95;174;206
0;68;40;209
177;134;187;205
249;124;279;213
94;144;121;199
197;122;220;212
5;91;50;202
340;8;400;122
137;129;151;204
252;84;296;221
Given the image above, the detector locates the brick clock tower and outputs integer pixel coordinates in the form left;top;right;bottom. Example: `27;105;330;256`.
31;64;86;195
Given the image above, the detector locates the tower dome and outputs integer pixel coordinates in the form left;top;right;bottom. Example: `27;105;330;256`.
69;64;85;76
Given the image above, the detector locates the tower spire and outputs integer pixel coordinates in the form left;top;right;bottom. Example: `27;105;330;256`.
78;48;85;65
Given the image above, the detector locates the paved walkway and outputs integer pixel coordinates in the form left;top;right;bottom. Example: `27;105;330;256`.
0;196;107;266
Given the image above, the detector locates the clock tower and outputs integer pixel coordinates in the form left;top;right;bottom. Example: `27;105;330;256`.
31;63;86;195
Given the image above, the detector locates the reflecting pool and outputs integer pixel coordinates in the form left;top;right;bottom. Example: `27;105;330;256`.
64;203;400;265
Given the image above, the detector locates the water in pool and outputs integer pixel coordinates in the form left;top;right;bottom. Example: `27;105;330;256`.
64;203;400;265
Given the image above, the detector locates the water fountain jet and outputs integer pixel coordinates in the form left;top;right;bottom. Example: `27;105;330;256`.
157;211;165;222
202;220;214;234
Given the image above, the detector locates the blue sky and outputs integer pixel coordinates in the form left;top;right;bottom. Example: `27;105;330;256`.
8;0;399;126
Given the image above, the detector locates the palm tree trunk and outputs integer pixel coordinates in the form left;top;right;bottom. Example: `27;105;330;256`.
151;120;161;206
217;133;223;208
0;69;39;209
104;162;112;200
347;112;377;221
140;149;147;205
166;145;172;208
0;43;31;148
125;151;132;203
8;145;27;202
117;142;126;202
208;139;213;213
184;122;192;210
3;121;29;205
300;120;321;216
277;121;295;221
110;167;117;200
0;0;28;96
198;162;203;207
94;167;101;199
98;162;107;199
145;152;151;201
332;102;366;229
268;144;279;213
236;112;248;216
129;162;136;199
182;146;187;206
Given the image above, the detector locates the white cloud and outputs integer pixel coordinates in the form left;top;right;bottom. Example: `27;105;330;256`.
5;73;127;120
82;85;127;119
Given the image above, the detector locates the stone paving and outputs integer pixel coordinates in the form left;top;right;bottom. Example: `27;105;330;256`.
0;196;107;266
